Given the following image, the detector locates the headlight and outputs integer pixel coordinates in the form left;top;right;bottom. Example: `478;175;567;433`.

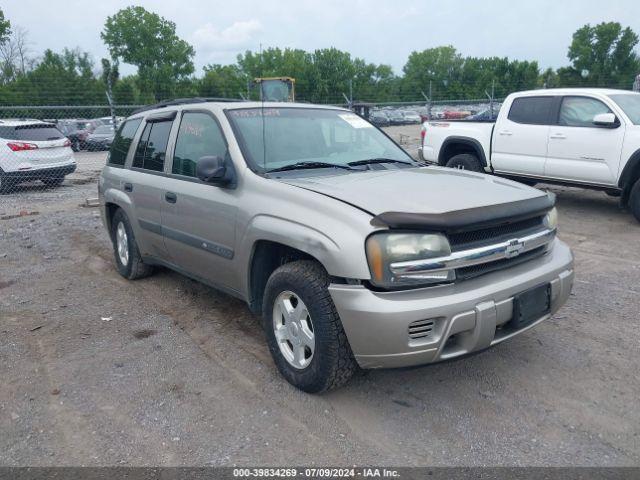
366;232;454;289
543;207;558;230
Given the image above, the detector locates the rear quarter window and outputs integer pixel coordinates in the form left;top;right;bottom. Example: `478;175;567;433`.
508;97;555;125
108;118;142;166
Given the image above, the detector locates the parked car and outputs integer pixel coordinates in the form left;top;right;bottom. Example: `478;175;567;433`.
369;111;390;127
400;110;421;124
419;88;640;222
466;106;501;121
86;125;116;151
0;119;76;193
57;119;96;151
99;100;573;392
442;110;472;119
385;109;405;125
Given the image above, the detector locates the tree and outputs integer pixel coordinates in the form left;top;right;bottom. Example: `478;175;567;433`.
101;6;195;100
564;22;640;88
199;64;246;99
0;8;10;45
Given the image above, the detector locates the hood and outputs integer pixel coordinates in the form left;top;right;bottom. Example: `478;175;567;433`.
279;166;552;230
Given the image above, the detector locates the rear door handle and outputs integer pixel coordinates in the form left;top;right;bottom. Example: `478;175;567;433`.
550;133;566;139
165;192;177;204
498;130;512;136
123;182;133;192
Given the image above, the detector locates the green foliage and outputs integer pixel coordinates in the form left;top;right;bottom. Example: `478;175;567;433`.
199;64;246;99
561;22;640;88
0;8;10;44
0;49;104;105
101;6;195;100
402;46;539;100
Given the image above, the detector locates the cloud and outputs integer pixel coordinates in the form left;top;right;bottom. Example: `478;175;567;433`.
192;19;263;55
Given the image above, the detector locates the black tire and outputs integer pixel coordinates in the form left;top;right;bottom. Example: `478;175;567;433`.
42;177;64;187
629;179;640;223
445;153;483;172
110;209;154;280
0;176;16;194
262;260;357;393
605;189;621;198
71;139;80;152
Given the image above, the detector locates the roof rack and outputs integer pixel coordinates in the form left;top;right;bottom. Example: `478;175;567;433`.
131;97;244;115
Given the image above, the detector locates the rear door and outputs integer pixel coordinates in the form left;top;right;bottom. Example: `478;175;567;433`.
544;95;624;186
125;114;177;259
491;96;555;176
161;110;238;290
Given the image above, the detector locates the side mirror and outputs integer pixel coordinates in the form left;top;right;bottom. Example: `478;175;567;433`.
593;113;619;128
196;155;227;184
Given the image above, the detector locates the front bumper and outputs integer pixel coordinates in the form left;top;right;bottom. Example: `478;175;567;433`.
329;239;574;369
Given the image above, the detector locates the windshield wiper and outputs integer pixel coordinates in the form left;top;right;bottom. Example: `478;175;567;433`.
266;161;357;173
347;158;414;167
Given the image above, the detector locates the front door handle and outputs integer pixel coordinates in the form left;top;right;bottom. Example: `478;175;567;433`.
550;133;567;139
165;192;177;204
498;130;513;136
123;182;133;192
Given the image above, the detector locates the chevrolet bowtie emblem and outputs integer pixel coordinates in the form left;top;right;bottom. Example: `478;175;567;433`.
505;239;525;258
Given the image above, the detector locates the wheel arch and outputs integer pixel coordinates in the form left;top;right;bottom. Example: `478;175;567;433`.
438;136;487;168
619;149;640;204
247;240;324;315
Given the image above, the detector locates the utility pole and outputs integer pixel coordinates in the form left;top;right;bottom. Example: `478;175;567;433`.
349;78;353;107
485;79;495;118
105;59;117;129
421;80;433;120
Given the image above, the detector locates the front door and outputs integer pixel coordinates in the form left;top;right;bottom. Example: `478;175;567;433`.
544;96;625;186
161;111;238;291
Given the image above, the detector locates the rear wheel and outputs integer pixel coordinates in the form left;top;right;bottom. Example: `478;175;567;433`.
262;260;357;393
71;139;80;152
445;153;483;172
629;179;640;223
0;176;16;194
111;209;154;280
42;177;64;187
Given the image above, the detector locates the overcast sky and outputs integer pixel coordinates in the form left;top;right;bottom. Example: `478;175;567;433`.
3;0;640;75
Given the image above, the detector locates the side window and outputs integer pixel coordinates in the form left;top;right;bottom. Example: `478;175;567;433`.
132;120;173;172
508;97;555;125
172;112;227;177
559;97;612;127
109;118;142;166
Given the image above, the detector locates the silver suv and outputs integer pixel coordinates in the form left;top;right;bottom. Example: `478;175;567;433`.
99;100;574;393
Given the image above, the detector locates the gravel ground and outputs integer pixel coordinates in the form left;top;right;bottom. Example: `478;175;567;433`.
0;137;639;467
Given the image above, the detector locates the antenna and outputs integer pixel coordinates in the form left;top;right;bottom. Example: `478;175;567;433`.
260;43;266;171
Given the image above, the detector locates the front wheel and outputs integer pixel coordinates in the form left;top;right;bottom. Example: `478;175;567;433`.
445;153;483;172
42;177;64;187
629;179;640;223
262;260;357;393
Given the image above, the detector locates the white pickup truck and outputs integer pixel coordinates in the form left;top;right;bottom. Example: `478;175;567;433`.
419;88;640;221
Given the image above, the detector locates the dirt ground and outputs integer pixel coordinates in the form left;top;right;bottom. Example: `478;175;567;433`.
1;129;639;466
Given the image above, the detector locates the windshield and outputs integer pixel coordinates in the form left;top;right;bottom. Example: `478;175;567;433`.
609;94;640;125
226;107;413;172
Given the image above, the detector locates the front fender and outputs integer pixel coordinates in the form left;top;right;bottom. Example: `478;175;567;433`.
237;213;372;283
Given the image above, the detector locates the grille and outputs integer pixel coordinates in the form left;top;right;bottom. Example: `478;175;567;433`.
456;246;547;281
408;319;435;339
449;216;545;251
